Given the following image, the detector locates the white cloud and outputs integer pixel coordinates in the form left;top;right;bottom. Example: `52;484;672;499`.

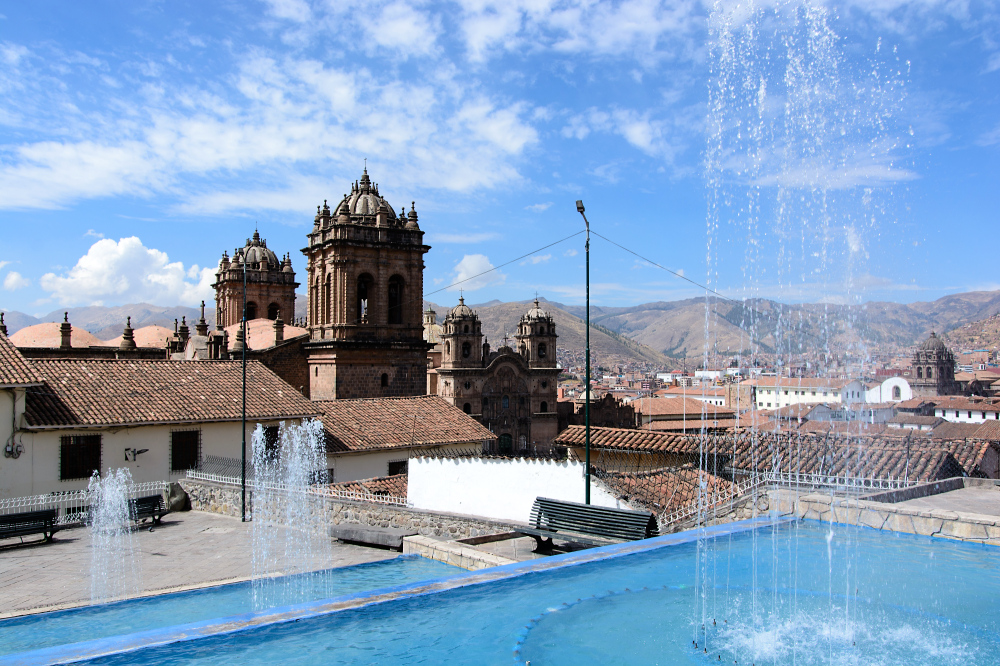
448;253;506;291
39;237;214;306
3;271;29;291
0;260;8;270
262;0;311;22
525;202;552;211
520;253;551;266
563;248;578;257
84;229;104;239
365;2;441;58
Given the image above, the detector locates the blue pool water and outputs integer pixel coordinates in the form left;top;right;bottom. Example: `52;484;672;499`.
6;520;999;665
0;555;461;657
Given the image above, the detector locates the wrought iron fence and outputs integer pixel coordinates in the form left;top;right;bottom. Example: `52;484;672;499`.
184;470;408;507
0;481;169;525
758;470;918;491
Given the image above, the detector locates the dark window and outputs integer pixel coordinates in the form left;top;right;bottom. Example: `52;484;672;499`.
171;430;201;472
541;381;548;389
388;460;408;476
357;273;374;322
463;403;471;414
464;324;469;333
245;301;257;321
927;367;933;379
538;343;547;358
267;303;280;320
325;274;331;324
518;396;525;406
540;401;548;412
60;435;101;480
464;381;471;389
502;395;510;409
263;425;280;459
498;433;513;454
388;275;404;324
892;386;901;400
462;342;471;358
482;397;489;409
539;326;545;335
445;341;450;355
381;373;389;387
917;367;923;378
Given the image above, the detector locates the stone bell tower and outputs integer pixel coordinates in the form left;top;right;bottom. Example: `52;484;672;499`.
302;169;431;399
213;231;298;329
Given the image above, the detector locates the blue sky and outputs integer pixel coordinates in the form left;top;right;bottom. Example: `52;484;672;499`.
0;0;998;316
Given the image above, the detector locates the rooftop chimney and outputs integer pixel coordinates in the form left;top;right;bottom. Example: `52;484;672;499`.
120;316;137;350
0;312;6;337
274;310;284;345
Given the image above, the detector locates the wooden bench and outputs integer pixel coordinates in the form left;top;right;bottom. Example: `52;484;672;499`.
517;497;658;552
0;509;60;544
130;495;168;527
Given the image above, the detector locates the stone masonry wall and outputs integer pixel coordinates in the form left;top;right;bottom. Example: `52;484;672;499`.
180;477;518;540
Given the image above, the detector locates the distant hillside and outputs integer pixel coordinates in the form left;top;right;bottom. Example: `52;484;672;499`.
426;298;671;367
942;313;1000;351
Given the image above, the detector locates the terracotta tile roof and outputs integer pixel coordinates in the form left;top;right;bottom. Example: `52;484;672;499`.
888;414;943;426
759;403;816;420
972;421;1000;441
896;398;936;410
24;359;318;428
597;466;738;516
554;425;699;454
928;422;988;439
329;474;407;497
632;397;734;418
0;333;43;387
315;395;496;453
10;323;104;348
660;386;726;397
794;421;889;436
643;419;736;432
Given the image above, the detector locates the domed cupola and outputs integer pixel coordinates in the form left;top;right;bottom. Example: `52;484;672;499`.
441;296;483;368
235;230;281;270
325;168;400;228
920;332;947;353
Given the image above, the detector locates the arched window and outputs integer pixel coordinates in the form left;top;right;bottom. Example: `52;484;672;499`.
463;403;471;414
917;367;923;379
356;274;374;323
445;341;451;355
381;373;388;387
502;395;510;409
538;343;547;358
518;396;525;406
388;275;404;324
267;303;280;320
311;278;319;325
892;386;901;400
245;302;257;321
540;401;548;413
462;342;471;358
482;397;489;409
539;326;545;335
464;324;469;333
927;367;933;379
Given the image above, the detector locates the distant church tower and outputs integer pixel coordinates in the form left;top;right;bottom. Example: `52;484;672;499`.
911;332;960;397
213;231;297;328
302;169;430;399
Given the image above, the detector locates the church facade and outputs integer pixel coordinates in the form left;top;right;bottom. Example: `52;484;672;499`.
301;169;431;400
432;298;560;452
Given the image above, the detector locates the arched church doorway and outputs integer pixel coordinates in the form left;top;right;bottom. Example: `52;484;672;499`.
498;433;513;454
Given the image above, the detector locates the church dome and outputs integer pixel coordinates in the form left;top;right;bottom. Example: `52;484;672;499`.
334;169;398;223
523;298;550;321
448;296;475;319
234;231;280;269
920;332;947;352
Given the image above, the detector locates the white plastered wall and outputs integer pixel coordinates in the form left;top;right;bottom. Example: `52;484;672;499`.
408;456;630;524
0;419;295;498
327;443;470;484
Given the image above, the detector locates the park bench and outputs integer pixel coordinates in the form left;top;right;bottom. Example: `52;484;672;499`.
517;497;658;552
0;509;60;544
130;494;168;527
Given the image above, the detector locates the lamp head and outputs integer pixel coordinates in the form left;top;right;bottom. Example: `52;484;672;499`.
575;200;585;214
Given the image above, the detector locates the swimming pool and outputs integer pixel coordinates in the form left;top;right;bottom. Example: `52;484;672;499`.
0;556;461;658
5;517;998;665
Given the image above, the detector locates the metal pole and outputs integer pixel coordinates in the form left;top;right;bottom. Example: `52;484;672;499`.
241;259;247;522
576;200;591;504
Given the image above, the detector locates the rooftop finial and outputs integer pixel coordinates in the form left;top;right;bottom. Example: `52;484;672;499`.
64;312;69;323
126;316;131;327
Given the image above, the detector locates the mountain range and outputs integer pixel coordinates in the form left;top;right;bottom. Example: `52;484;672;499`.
4;290;999;366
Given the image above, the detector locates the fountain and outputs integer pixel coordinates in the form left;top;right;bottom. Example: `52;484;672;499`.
88;467;142;605
250;420;333;610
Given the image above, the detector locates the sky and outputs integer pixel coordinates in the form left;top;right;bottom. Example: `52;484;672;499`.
0;0;998;317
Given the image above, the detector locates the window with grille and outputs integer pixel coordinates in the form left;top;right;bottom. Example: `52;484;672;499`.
263;425;280;459
60;435;101;481
387;460;407;476
171;430;201;472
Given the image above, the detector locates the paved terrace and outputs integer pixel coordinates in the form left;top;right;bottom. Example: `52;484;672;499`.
0;511;393;618
894;486;1000;517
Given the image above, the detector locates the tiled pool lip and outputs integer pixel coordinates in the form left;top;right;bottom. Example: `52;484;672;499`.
0;515;793;666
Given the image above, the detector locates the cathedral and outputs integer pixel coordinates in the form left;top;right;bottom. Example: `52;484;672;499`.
431;297;560;452
910;332;960;397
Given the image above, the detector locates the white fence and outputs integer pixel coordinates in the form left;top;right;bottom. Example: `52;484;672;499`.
759;470;918;491
0;481;169;525
184;470;408;507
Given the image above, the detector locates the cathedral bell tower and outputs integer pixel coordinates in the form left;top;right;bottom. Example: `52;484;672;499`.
302;169;431;399
440;297;483;369
515;299;558;369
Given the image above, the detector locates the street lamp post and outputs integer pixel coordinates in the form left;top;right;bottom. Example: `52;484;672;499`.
575;200;591;504
241;258;247;522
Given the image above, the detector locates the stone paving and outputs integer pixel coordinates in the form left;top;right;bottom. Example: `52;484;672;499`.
895;486;1000;517
0;510;394;618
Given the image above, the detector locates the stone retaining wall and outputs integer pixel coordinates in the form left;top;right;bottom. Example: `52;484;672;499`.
403;535;517;571
180;477;519;540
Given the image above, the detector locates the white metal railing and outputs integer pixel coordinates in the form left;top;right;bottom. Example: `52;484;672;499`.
658;476;765;529
759;470;918;491
0;481;169;525
184;470;408;507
